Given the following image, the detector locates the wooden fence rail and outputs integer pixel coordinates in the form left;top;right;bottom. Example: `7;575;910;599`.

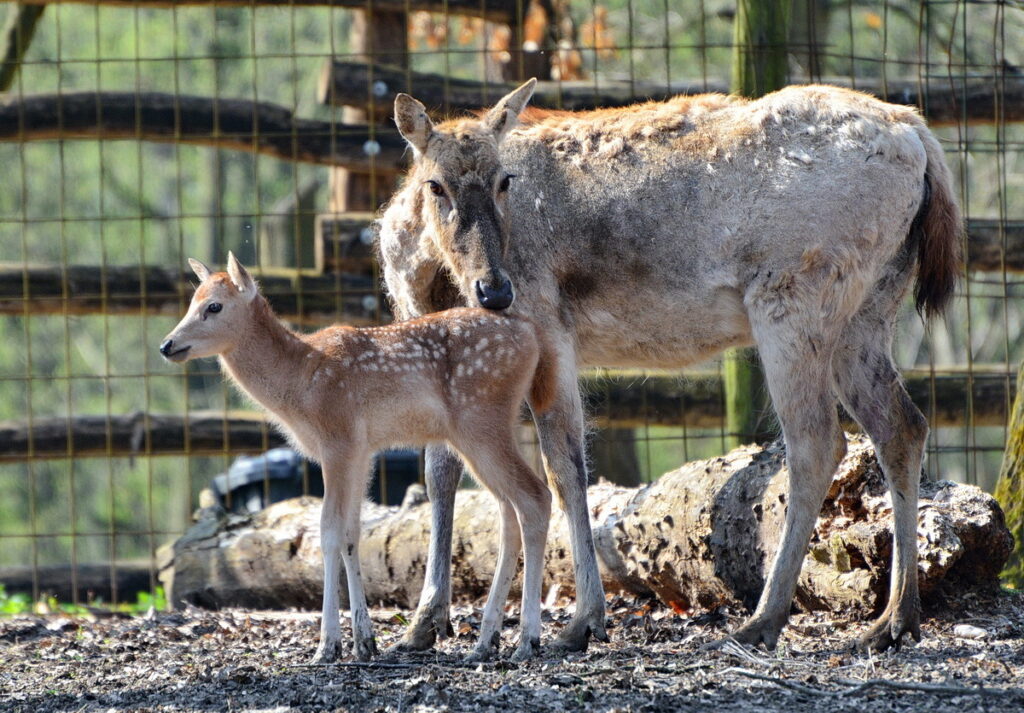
14;0;518;22
0;264;384;325
0;369;1012;462
319;61;1024;127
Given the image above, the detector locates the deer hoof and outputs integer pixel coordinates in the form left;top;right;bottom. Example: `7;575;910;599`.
856;603;921;653
464;631;500;664
549;610;608;654
310;637;345;664
353;636;379;662
510;637;541;663
730;614;786;650
390;604;453;653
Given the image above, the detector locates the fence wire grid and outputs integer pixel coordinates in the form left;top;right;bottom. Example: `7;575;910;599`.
0;0;1020;606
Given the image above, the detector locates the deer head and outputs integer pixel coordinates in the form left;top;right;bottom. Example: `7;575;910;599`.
159;252;259;362
394;79;537;311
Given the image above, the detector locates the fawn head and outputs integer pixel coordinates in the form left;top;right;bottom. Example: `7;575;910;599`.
394;79;536;311
160;252;259;362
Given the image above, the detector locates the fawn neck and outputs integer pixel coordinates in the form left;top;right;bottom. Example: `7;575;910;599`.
218;296;315;416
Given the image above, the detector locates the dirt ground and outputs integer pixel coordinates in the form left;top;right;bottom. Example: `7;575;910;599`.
3;589;1024;713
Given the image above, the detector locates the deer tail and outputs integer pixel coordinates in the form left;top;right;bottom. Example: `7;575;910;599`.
912;122;964;319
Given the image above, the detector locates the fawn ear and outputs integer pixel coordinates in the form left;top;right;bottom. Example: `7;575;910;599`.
483;78;537;142
226;251;257;301
188;258;212;282
394;93;435;157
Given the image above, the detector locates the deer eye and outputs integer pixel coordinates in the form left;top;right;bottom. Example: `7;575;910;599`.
498;174;515;193
206;302;222;314
426;181;446;198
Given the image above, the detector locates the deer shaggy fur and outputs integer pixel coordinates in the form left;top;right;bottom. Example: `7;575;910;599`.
378;81;962;653
161;254;557;662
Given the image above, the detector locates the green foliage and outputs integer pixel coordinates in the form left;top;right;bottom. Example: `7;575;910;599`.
0;584;168;617
0;585;32;615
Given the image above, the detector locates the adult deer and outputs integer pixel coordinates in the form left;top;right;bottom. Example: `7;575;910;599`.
161;254;558;662
378;80;961;653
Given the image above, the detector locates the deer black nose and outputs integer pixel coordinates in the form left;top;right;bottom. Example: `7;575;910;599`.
159;339;175;357
474;278;514;311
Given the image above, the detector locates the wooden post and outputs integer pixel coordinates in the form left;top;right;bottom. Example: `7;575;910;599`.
995;360;1024;588
327;10;407;216
0;4;45;91
724;0;791;447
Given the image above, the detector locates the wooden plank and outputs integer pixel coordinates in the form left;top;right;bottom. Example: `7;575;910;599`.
0;370;1011;461
0;92;407;170
0;560;154;603
318;61;1024;127
0;264;386;325
0;411;289;462
15;0;518;23
965;220;1024;273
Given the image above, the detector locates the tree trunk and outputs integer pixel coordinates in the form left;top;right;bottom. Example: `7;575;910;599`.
995;360;1024;587
161;434;1012;616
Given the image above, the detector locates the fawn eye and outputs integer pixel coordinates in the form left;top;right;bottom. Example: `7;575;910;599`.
498;174;515;193
206;302;222;314
426;181;446;198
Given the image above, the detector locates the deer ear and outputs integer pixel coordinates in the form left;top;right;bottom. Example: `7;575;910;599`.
226;251;257;301
394;93;435;157
188;258;212;282
483;78;537;142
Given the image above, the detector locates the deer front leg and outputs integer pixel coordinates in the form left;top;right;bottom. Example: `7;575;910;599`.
391;444;460;652
534;348;608;653
313;448;377;663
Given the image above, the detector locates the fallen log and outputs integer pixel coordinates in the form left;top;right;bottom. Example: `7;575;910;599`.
161;434;1012;618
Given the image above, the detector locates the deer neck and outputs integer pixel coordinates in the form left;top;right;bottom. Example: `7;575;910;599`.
218;297;312;416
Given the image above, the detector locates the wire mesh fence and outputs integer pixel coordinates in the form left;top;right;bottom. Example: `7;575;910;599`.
0;0;1020;607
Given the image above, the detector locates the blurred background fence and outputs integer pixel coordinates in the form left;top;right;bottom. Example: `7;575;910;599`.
0;0;1021;606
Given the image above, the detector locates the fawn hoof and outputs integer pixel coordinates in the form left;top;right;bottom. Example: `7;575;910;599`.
353;636;379;662
856;603;921;653
548;609;608;654
730;614;786;651
464;632;500;664
390;604;453;653
510;637;541;663
310;637;345;664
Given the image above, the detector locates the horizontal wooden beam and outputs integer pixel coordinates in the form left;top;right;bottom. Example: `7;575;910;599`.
0;560;155;603
15;0;517;23
965;220;1024;273
0;370;1011;461
0;92;407;170
285;215;1024;275
0;263;387;325
0;411;289;462
319;61;1024;127
585;369;1015;431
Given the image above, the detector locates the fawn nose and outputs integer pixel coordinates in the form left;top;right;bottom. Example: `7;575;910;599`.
159;339;175;357
474;278;514;311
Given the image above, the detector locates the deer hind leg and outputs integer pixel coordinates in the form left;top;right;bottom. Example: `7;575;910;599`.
458;433;552;661
313;447;376;663
731;317;846;649
465;496;522;662
535;355;608;653
832;317;926;652
390;444;461;653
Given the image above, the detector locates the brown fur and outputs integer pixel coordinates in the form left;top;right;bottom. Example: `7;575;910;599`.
162;255;556;663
